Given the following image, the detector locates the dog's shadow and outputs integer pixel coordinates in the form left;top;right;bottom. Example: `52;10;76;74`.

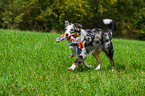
75;63;126;72
105;63;126;72
115;64;126;71
76;65;94;72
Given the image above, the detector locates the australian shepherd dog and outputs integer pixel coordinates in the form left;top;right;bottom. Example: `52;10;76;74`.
56;19;116;71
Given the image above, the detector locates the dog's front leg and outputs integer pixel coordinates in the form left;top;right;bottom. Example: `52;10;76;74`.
82;47;93;68
68;48;87;71
83;61;93;68
68;54;86;71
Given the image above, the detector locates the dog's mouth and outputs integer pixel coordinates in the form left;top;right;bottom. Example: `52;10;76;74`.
66;36;71;41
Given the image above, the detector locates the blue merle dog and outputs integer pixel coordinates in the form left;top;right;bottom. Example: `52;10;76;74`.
58;19;116;71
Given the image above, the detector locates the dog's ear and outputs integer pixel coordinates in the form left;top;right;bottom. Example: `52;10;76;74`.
74;23;82;32
74;23;82;28
65;20;69;27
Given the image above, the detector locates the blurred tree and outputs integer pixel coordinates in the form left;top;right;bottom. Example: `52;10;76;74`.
0;0;145;39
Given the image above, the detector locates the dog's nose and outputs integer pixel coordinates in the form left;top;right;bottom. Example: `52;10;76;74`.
66;33;68;37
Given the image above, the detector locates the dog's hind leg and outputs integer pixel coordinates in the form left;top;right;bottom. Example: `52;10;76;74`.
83;60;93;68
93;51;102;70
104;42;115;70
105;52;115;70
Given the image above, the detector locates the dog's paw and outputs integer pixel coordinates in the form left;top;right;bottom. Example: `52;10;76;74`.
95;64;101;70
68;67;74;71
95;68;100;71
68;64;78;71
112;69;116;72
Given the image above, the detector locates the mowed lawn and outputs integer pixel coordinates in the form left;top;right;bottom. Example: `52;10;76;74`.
0;29;145;95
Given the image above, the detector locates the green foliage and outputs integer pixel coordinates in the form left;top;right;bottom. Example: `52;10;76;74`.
0;29;145;95
0;0;145;39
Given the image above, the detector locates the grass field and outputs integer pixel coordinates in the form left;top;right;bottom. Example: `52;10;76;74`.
0;29;145;95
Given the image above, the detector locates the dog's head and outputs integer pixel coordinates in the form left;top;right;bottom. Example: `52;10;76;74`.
64;20;82;38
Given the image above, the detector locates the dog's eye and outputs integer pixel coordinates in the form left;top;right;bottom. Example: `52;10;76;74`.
71;28;73;31
70;28;74;33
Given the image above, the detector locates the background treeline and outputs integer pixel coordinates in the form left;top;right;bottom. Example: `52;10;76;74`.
0;0;145;40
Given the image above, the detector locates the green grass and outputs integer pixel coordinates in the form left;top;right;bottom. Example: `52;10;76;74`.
0;29;145;95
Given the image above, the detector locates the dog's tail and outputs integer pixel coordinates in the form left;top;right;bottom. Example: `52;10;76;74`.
103;19;116;31
103;19;116;38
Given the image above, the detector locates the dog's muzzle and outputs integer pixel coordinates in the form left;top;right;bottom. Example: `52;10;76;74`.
65;33;72;38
